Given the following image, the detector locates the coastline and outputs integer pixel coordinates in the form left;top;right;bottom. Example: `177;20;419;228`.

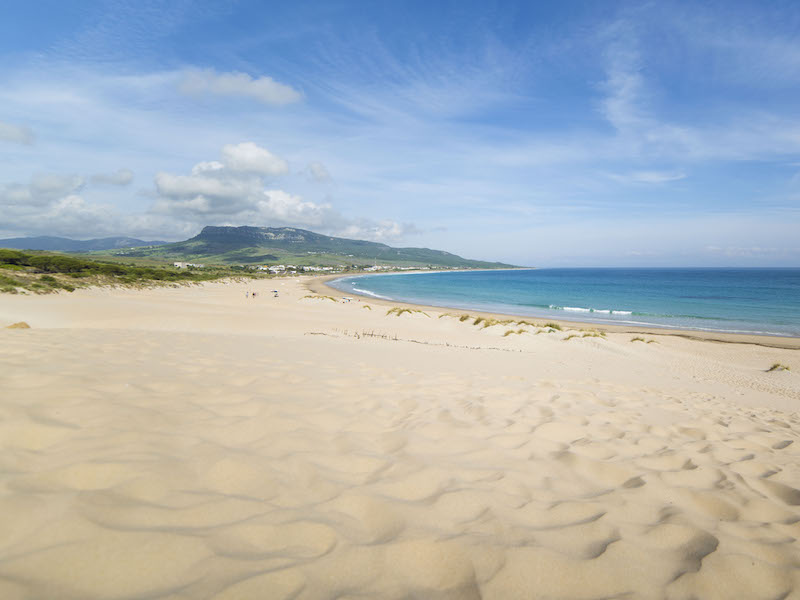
314;272;800;350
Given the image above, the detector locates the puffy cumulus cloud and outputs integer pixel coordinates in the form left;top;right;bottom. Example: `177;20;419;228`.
1;191;118;239
153;170;338;227
221;142;289;175
179;69;302;106
155;171;261;203
0;120;35;145
153;143;300;222
0;145;416;244
152;145;414;242
191;161;225;175
0;171;184;239
0;174;85;207
306;161;332;182
91;168;134;185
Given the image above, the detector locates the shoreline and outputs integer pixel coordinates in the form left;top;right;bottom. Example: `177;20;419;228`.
314;273;800;350
2;275;800;598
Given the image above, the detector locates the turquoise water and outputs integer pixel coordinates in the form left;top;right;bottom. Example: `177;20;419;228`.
330;268;800;337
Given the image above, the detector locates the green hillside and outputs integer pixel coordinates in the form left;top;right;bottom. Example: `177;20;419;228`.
116;226;516;268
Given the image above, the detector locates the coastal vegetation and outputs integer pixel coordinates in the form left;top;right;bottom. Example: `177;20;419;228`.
386;307;430;317
302;294;338;302
503;328;526;337
767;363;791;372
0;249;260;294
439;312;569;335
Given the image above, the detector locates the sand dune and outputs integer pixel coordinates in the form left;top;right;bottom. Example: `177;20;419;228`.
1;277;799;599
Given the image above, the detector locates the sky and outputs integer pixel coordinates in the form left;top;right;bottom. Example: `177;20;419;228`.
1;0;799;267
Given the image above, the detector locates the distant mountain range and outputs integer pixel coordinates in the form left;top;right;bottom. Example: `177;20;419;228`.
1;226;516;269
0;235;167;252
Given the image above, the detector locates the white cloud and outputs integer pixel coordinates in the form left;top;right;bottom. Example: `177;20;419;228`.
0;173;84;207
307;161;332;182
191;161;225;175
221;142;289;175
340;220;420;242
91;168;134;185
179;69;302;106
154;172;260;203
150;144;413;242
0;120;34;145
607;170;686;184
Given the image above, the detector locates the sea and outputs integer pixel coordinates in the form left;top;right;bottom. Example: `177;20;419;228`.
329;268;800;338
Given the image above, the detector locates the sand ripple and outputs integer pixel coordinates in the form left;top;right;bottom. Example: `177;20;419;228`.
1;327;799;599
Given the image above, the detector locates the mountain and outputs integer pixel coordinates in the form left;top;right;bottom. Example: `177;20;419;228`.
0;236;168;252
124;226;517;268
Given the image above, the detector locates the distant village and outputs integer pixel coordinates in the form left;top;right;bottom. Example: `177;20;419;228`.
173;261;423;274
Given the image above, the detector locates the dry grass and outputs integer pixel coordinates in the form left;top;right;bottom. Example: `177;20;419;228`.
386;307;430;317
302;294;338;302
503;328;526;337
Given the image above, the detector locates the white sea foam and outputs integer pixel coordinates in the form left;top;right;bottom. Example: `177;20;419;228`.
550;304;633;316
351;286;392;300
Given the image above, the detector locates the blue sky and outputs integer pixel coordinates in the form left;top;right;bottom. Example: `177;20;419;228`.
1;0;799;266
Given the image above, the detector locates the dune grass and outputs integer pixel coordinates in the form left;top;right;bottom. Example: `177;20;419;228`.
386;307;430;317
0;248;256;294
503;328;526;337
302;294;338;302
767;363;791;372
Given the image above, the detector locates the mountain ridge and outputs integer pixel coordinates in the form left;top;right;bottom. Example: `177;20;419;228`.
1;226;517;269
0;235;168;252
153;226;515;268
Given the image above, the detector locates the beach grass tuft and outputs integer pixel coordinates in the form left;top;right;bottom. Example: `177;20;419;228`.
387;307;429;317
362;304;371;310
582;331;605;338
544;322;562;331
631;336;646;342
503;328;526;337
767;363;791;372
302;294;338;302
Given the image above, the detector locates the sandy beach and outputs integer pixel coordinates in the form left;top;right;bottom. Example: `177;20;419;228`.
1;276;799;599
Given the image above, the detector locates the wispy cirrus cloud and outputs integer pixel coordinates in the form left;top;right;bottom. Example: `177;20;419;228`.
0;120;35;144
607;170;686;185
